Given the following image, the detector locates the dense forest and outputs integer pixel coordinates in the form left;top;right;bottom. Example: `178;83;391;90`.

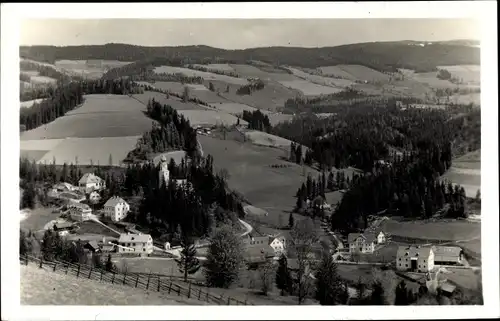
241;110;271;132
20;41;480;72
20;60;72;82
123;156;244;239
125;98;199;162
131;71;204;84
236;80;265;95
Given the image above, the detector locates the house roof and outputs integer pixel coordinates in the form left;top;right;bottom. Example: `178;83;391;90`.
347;233;377;244
85;240;100;250
79;173;103;185
53;222;74;230
104;196;128;207
396;246;433;258
68;202;91;210
245;245;275;262
54;182;75;190
433;246;462;258
440;282;456;293
118;233;151;243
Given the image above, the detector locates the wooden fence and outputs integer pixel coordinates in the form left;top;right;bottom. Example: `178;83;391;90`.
20;255;251;305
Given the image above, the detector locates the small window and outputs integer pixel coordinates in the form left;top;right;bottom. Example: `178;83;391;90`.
405;264;408;267
399;258;401;261
423;259;426;262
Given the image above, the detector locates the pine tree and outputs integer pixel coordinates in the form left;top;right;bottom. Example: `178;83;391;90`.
175;236;201;282
21;182;36;209
395;280;409;305
315;251;345;305
203;225;243;288
370;280;386;305
276;254;292;296
209;82;215;92
288;212;295;229
105;254;114;272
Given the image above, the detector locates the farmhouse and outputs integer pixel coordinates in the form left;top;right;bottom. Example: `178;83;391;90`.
103;196;130;222
52;182;79;193
348;233;377;254
376;231;387;244
117;233;153;255
68;203;92;222
79;173;106;193
433;246;464;266
83;240;101;253
396;245;434;273
268;236;286;257
52;221;75;236
58;191;86;203
242;235;276;264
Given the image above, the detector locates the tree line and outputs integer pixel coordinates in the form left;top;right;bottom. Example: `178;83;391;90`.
242;110;271;132
236;80;265;95
186;64;240;78
132;72;204;84
20;78;143;131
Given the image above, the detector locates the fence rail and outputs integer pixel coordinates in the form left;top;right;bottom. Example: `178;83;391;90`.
20;255;251;305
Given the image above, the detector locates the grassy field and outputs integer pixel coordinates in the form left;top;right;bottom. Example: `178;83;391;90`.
317;65;358;80
229;64;297;82
75;220;120;238
380;218;480;242
192;63;235;72
441;150;481;198
198;135;319;226
132;91;205;110
285;66;355;88
20;95;154;140
337;65;391;82
153;65;247;85
20;264;205;305
20;207;61;232
243;130;295;150
20;98;45;109
177;109;245;127
436;65;481;85
212;102;259;115
279;80;344;96
54;59;132;79
30;76;57;84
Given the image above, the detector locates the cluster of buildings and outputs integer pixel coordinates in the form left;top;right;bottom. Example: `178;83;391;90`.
242;233;287;265
61;233;155;257
395;245;464;273
347;230;387;254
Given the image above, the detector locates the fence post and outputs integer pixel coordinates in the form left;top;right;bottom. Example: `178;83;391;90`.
112;272;116;284
123;272;127;285
25;254;29;266
168;281;172;294
53;262;57;272
177;285;180;296
198;288;202;300
187;282;191;298
76;264;81;277
227;297;230;305
39;258;43;269
100;270;103;282
65;263;69;274
135;274;139;288
146;273;151;290
88;267;93;279
157;276;161;292
206;288;209;302
244;298;248;305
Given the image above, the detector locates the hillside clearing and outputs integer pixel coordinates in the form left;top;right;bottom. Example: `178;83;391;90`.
212;102;259;115
285;66;355;88
243;130;295;150
153;65;247;85
337;64;391;82
229;64;297;81
192;63;235;72
66;94;146;115
30;75;57;84
132;91;205;111
177;109;245;126
21;265;204;305
279;80;344;96
436;65;481;85
34;136;141;166
441;150;481;198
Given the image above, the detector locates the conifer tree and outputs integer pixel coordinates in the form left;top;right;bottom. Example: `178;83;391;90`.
175;235;201;282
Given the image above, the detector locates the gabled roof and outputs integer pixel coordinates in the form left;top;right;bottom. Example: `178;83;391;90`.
53;221;74;230
433;246;463;257
68;202;91;210
440;282;456;293
79;173;103;185
396;245;433;258
245;245;275;262
118;233;151;243
104;196;128;207
85;240;100;250
348;233;377;244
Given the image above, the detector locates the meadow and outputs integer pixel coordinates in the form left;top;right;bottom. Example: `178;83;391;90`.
441;150;481;198
54;59;132;79
279;80;344;96
243;130;295;150
436;65;481;85
153;65;247;85
285;66;355;88
177;109;246;127
229;64;297;82
20;207;61;232
336;65;391;82
132;91;205;111
66;94;146;115
317;65;359;80
212;102;259;115
192;63;235;72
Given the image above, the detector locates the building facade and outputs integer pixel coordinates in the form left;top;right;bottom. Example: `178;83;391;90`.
117;233;153;255
79;173;106;193
348;233;376;254
396;245;435;273
433;246;464;266
68;203;92;222
103;196;130;222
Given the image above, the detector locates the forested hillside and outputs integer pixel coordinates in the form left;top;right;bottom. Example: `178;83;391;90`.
21;41;480;73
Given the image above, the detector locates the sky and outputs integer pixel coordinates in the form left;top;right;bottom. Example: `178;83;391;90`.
20;19;480;49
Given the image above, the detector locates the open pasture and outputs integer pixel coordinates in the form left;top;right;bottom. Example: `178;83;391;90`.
229;64;297;81
267;113;294;126
408;72;478;89
34;136;141;166
243;130;295;150
448;93;481;106
55;59;132;79
437;65;481;85
206;79;299;112
380;218;480;242
317;65;358;80
154;65;247;85
21;70;40;77
212;102;259;115
198;135;319;224
441;150;481;198
20;98;46;109
132;91;205;111
336;65;391;82
30;75;57;84
66;94;146;115
285;67;355;88
20;207;61;232
191;63;235;72
279;80;344;96
20;112;153;140
177;109;245;127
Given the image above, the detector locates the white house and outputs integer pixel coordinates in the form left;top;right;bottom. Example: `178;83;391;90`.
79;173;105;193
117;233;153;255
348;233;377;254
103;196;130;222
268;236;286;257
68;203;92;222
396;245;434;273
376;231;386;244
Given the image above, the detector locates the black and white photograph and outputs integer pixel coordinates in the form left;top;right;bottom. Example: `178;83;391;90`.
1;2;498;320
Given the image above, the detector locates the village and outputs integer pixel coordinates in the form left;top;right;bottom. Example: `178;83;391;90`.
24;158;475;301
